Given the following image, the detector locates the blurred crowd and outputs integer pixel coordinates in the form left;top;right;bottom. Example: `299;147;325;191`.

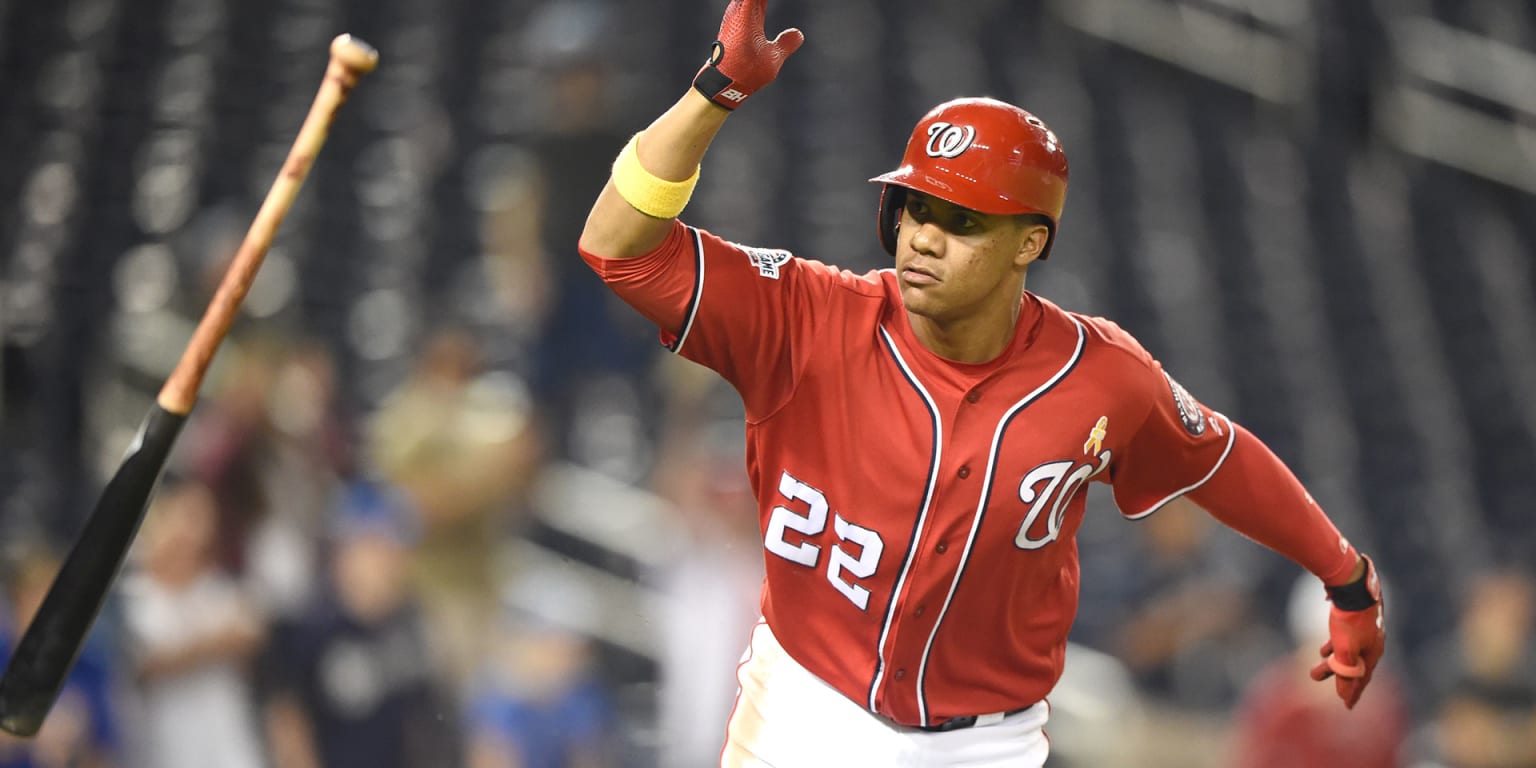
5;0;1536;766
4;310;1534;768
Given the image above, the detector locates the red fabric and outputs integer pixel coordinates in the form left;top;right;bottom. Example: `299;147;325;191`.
1184;425;1360;586
580;223;1353;726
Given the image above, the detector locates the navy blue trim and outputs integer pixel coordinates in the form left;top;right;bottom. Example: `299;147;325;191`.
950;324;1084;588
865;327;943;718
667;227;707;354
911;318;1087;722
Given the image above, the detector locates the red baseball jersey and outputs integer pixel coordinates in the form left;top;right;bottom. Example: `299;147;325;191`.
583;222;1241;727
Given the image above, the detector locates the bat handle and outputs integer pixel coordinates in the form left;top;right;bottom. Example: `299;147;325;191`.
156;35;378;415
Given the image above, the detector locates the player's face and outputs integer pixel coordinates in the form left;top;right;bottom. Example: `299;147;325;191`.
894;192;1045;324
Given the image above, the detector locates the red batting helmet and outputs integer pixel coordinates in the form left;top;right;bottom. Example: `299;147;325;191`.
871;97;1069;259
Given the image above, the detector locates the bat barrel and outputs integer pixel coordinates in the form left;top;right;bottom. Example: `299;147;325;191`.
0;407;186;736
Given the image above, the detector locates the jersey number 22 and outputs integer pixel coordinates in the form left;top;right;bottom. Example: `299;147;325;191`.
764;471;885;611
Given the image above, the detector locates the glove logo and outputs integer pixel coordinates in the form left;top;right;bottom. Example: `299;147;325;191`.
925;122;976;158
720;88;749;103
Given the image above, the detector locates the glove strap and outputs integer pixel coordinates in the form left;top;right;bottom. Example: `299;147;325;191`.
693;42;749;110
1326;555;1380;611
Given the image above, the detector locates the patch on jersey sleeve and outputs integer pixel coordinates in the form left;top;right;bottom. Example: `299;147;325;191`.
741;245;792;279
1161;370;1207;436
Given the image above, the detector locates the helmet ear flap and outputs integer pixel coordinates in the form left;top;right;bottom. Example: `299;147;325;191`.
878;186;906;257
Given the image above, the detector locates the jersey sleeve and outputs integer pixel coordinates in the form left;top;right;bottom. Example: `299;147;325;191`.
1104;344;1236;519
1100;325;1358;583
580;220;839;419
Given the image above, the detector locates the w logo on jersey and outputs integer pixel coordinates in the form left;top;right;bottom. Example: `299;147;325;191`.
925;122;976;158
1014;449;1111;550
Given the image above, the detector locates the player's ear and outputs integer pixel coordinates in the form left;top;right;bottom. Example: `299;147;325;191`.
1013;221;1050;267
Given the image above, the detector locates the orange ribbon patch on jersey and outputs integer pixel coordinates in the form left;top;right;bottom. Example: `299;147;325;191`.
1083;416;1108;456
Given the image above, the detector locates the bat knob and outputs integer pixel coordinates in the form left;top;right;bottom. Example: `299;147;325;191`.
330;34;379;75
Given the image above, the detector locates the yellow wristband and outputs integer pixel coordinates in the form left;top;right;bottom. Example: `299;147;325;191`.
611;133;700;219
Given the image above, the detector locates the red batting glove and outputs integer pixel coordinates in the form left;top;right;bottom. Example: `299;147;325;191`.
1308;554;1385;709
693;0;804;110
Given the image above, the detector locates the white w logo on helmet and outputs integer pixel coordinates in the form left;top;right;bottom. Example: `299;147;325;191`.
924;122;976;158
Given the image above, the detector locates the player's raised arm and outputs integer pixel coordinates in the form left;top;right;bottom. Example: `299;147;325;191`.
578;0;803;260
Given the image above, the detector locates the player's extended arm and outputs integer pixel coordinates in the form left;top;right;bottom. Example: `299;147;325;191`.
1184;423;1386;709
578;0;803;260
578;94;728;259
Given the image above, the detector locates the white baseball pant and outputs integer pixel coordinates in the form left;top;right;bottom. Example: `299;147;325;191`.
721;621;1050;767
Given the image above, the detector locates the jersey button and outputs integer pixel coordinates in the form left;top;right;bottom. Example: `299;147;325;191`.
965;390;980;403
914;604;926;618
935;541;948;554
957;465;971;479
894;669;907;681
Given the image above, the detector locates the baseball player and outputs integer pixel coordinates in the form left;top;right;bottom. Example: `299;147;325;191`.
577;1;1387;765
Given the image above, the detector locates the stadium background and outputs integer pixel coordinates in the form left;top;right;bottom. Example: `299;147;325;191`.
2;0;1534;765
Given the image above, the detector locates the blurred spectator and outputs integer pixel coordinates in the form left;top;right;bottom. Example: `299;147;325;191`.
495;0;661;479
262;479;460;768
1229;575;1409;768
178;332;289;577
1046;643;1145;768
1080;498;1273;710
120;476;266;768
179;333;352;614
648;417;763;768
243;339;352;620
477;150;553;369
1427;570;1536;768
367;327;542;693
465;572;616;768
0;549;120;768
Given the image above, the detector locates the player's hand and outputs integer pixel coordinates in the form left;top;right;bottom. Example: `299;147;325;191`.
693;0;804;110
1308;555;1385;709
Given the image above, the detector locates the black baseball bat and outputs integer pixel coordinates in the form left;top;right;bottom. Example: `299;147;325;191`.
0;35;378;737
